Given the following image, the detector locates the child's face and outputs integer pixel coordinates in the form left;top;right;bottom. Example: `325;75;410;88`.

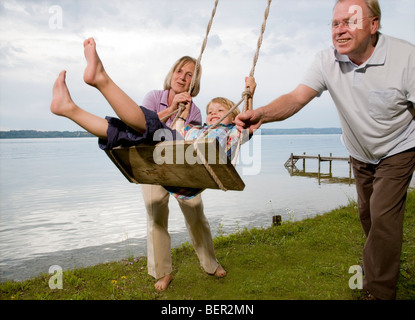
206;102;234;125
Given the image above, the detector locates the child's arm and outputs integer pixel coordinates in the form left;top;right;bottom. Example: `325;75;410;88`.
245;76;257;111
225;76;257;158
173;118;185;135
172;101;191;135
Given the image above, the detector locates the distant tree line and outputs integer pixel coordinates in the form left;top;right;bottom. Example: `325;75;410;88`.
0;128;342;139
260;128;342;135
0;130;94;139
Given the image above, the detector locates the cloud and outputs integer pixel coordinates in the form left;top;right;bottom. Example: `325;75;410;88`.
0;0;414;130
2;0;30;15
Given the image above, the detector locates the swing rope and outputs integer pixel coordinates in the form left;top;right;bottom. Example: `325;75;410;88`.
160;0;219;125
108;0;272;192
232;0;272;167
197;0;272;138
194;0;272;191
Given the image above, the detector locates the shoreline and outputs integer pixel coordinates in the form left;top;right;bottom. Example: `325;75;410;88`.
0;128;343;139
1;189;414;300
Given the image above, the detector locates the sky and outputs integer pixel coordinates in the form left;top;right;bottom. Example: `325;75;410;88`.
0;0;414;131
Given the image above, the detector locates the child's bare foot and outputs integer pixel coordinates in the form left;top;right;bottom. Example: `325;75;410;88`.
83;37;108;88
154;274;173;291
50;71;77;117
214;265;227;278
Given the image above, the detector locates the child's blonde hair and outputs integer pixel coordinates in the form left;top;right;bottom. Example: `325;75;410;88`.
206;97;239;120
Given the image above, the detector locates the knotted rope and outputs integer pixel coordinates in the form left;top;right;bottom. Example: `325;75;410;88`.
159;0;271;191
194;0;272;191
198;0;271;136
161;0;219;126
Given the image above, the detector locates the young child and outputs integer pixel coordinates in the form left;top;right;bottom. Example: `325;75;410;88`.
51;38;256;198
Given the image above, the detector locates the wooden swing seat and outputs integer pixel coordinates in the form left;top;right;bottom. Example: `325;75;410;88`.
105;138;245;191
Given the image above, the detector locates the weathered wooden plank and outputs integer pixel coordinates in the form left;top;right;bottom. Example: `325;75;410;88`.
292;155;350;161
105;138;245;191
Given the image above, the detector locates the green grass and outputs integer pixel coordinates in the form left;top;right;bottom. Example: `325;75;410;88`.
1;190;415;300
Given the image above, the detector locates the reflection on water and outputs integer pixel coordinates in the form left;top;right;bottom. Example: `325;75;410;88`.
284;152;355;185
288;169;355;185
0;135;358;282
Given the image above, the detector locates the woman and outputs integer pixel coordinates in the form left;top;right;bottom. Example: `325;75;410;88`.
142;56;202;127
134;56;226;290
51;39;227;291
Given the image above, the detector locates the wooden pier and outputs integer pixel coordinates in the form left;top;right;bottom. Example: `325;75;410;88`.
284;152;353;184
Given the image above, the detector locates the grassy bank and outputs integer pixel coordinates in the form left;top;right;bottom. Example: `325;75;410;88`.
1;190;415;300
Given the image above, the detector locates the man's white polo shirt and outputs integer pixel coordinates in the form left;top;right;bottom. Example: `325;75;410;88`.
302;33;415;164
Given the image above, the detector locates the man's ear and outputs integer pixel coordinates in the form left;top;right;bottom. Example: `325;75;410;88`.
371;16;380;35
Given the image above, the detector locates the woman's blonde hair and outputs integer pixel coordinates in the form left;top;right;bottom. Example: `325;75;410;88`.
163;56;202;97
206;97;239;120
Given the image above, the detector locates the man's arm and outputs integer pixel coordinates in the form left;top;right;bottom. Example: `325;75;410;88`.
234;84;319;134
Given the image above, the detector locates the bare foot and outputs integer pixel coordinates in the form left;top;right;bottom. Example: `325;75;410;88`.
83;37;108;88
50;71;77;117
155;274;173;291
214;265;227;278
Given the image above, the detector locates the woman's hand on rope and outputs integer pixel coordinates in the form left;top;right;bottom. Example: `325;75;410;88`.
171;92;192;111
170;92;192;120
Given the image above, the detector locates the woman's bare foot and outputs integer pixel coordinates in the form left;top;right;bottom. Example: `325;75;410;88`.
214;265;227;278
50;70;77;117
83;37;108;88
155;274;173;291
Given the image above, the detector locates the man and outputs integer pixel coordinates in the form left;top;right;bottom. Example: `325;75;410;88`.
235;0;415;300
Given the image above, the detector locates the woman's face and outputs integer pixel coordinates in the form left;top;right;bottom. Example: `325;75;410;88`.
170;62;195;94
206;102;234;125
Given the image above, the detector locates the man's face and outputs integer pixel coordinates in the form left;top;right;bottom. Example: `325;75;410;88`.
331;0;379;64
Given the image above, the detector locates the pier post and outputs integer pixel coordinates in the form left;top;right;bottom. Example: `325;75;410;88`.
285;152;353;184
290;153;294;175
329;153;333;175
303;152;306;171
272;215;282;226
318;154;321;185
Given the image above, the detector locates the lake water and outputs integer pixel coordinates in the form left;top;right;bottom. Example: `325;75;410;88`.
0;134;359;282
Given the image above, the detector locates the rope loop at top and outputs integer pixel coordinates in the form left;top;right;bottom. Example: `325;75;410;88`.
169;0;219;127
